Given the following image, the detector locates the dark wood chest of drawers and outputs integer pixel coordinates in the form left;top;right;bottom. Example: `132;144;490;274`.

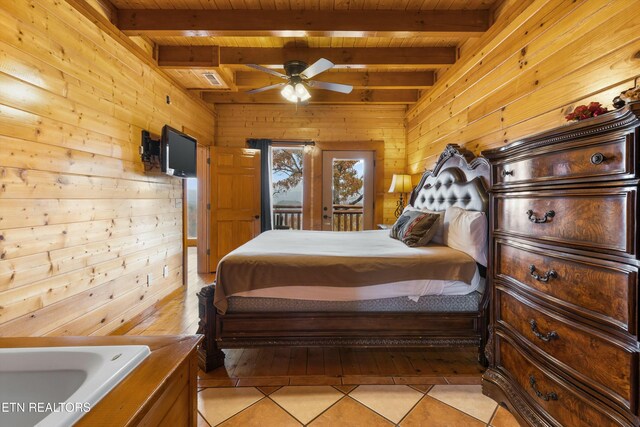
482;102;640;427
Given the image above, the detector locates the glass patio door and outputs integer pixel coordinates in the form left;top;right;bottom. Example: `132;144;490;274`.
321;150;374;231
271;146;304;230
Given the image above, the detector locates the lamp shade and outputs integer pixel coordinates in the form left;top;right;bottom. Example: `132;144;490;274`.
388;174;412;193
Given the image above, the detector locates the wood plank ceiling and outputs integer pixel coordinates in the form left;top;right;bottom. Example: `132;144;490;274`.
108;0;499;105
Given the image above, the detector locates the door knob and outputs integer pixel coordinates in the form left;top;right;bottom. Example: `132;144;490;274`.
254;215;260;219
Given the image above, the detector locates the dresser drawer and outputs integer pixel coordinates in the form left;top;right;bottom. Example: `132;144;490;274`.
494;187;637;257
497;288;636;411
495;239;637;332
493;136;633;187
497;334;622;427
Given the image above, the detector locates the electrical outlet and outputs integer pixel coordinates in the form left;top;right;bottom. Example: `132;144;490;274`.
147;273;152;286
163;265;169;278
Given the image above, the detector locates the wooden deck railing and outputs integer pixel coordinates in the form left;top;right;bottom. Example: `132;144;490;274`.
332;204;364;231
273;204;364;231
273;206;303;230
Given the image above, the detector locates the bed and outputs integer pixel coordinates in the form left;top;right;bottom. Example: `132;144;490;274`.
196;144;490;372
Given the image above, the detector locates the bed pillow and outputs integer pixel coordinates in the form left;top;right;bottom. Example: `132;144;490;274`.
390;209;425;240
402;206;445;244
443;206;488;266
389;210;441;247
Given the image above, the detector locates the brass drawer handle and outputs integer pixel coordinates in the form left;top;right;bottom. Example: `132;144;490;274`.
526;209;555;223
529;375;558;401
590;152;606;165
501;169;514;177
529;264;558;283
529;319;559;342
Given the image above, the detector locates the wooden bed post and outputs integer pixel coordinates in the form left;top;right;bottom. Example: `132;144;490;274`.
477;266;491;367
196;284;225;372
478;306;489;366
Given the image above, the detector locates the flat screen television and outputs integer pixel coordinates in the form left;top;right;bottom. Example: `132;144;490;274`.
160;125;197;178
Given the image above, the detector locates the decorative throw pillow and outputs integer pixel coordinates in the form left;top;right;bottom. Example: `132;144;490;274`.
390;211;441;247
402;206;445;244
444;206;488;266
389;212;411;240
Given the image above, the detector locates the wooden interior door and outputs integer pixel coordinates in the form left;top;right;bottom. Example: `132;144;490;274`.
210;147;261;268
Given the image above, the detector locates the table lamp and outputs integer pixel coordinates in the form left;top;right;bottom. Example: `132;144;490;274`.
388;174;412;218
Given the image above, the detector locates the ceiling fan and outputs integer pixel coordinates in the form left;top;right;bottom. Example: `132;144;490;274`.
245;58;353;103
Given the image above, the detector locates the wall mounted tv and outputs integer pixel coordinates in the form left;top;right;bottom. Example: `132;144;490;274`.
160;125;197;178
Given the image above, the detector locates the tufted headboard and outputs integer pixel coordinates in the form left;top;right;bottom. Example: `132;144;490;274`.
409;144;490;214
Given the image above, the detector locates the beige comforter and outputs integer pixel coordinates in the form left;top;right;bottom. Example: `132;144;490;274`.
214;230;477;313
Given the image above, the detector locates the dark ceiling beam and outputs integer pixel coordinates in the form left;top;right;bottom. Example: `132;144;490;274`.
117;9;490;37
157;46;456;68
234;71;435;90
201;89;419;104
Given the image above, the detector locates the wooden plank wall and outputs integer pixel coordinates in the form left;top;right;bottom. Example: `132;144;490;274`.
0;0;214;336
406;0;640;174
214;104;406;225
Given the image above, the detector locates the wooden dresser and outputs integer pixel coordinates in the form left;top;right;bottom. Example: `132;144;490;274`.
482;102;640;427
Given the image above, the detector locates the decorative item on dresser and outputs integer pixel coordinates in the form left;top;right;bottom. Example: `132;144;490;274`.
481;102;640;427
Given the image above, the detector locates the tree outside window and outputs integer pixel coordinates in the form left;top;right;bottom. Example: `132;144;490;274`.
272;148;304;229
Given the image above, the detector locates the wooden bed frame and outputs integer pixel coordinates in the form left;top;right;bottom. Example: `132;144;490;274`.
196;144;491;372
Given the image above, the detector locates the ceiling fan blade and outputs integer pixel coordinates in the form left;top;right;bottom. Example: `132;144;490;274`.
245;64;289;79
300;58;334;79
246;83;286;94
307;80;353;94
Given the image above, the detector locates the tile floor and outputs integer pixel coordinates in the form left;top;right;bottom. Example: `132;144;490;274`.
198;383;520;426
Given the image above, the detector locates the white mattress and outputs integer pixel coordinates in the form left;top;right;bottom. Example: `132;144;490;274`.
232;265;483;302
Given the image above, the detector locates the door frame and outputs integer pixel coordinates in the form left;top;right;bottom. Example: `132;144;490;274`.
184;176;198;248
181;172;200;284
307;140;384;230
181;125;212;276
196;144;211;273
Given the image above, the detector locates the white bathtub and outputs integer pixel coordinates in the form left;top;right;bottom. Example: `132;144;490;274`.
0;345;151;427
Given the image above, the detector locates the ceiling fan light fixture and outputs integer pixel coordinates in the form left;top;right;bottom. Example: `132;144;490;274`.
280;84;298;102
280;82;311;103
248;58;347;103
295;83;310;99
299;91;311;102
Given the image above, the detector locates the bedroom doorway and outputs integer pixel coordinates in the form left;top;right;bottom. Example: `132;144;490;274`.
321;150;374;231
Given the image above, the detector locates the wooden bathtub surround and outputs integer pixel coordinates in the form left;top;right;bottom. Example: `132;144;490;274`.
482;103;640;426
0;335;202;427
